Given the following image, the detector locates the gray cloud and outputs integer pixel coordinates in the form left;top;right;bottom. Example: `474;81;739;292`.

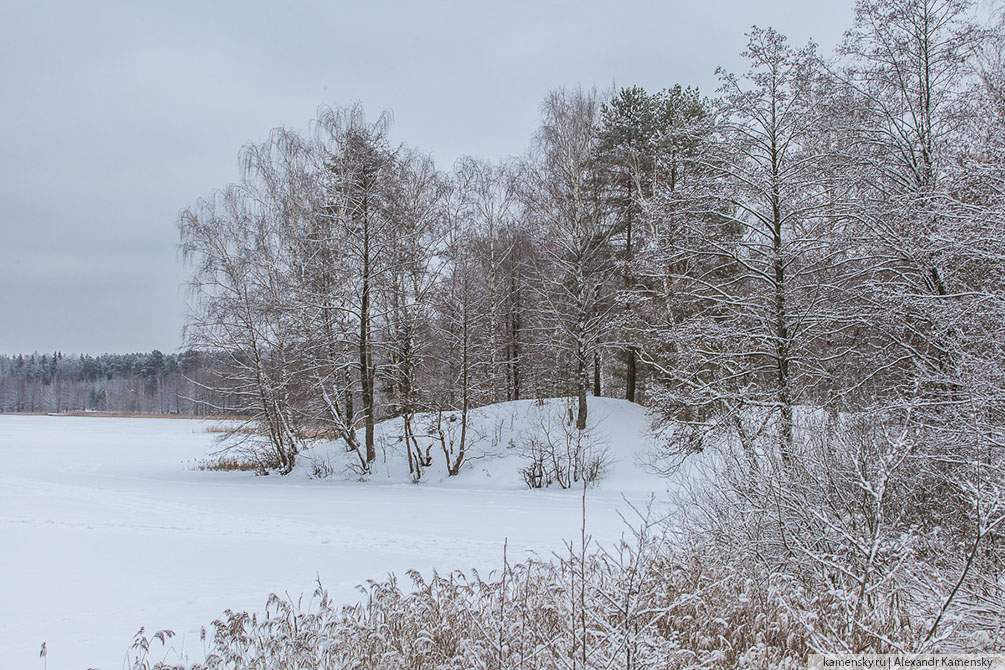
0;0;854;355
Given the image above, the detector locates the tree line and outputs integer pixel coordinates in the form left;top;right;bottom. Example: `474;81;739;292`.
0;350;236;415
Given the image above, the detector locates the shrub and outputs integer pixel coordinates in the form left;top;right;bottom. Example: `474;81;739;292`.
516;403;612;489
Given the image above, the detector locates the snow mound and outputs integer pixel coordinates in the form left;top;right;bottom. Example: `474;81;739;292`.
297;396;665;492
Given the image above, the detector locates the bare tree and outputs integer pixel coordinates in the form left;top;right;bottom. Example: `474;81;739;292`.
646;28;838;464
381;148;449;479
453;157;522;404
180;184;302;473
832;0;1005;636
523;87;615;430
315;105;397;466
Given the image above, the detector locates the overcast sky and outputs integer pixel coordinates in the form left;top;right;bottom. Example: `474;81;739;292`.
0;0;855;356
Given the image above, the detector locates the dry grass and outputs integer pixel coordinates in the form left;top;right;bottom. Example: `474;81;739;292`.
204;423;259;435
196;457;265;472
204;421;335;440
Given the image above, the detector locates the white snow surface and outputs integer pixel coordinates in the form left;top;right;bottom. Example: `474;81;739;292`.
1;398;668;670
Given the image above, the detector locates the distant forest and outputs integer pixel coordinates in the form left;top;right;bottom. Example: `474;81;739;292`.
0;350;236;415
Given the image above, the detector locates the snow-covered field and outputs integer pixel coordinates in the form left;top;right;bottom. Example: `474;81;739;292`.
0;398;667;670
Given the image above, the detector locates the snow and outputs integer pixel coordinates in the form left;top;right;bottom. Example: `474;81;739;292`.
0;398;667;670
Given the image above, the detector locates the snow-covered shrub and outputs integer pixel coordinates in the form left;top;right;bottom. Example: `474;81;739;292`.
667;405;1005;656
196;456;270;474
197;433;288;475
516;405;611;489
307;453;337;479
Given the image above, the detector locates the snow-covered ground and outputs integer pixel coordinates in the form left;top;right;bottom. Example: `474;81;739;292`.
0;398;668;670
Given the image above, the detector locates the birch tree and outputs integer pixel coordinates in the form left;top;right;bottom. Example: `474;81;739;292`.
453;157;522;403
315;105;397;466
382;148;449;479
524;88;614;430
180;185;303;473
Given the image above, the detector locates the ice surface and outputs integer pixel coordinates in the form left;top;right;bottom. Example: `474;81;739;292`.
0;398;668;669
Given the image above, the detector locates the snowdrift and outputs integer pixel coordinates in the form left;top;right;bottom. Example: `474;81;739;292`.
294;396;665;492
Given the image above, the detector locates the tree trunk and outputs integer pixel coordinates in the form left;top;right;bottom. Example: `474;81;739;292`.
593;350;601;397
360;202;375;463
509;280;522;401
577;342;588;430
625;347;637;402
625;182;636;403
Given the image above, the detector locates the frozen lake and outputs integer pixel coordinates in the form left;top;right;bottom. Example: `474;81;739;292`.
0;403;665;669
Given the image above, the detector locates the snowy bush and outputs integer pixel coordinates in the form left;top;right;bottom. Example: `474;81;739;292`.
667;405;1005;656
516;403;611;489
